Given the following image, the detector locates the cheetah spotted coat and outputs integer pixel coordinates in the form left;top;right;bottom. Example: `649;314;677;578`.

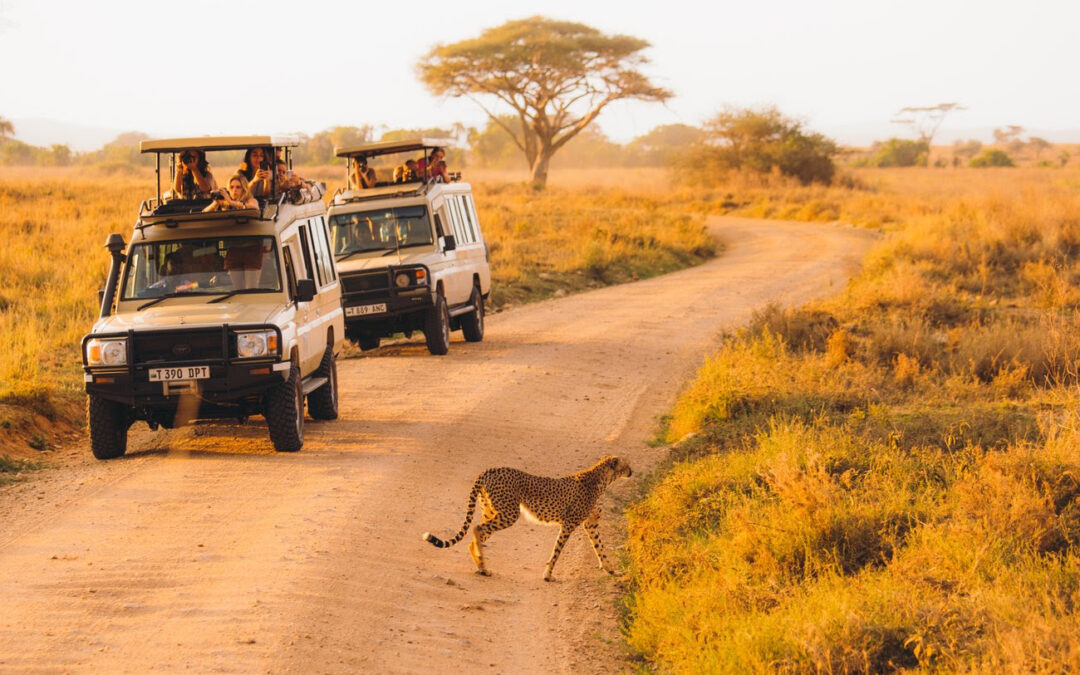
423;456;633;580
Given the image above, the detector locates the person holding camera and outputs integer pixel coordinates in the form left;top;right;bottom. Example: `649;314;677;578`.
352;156;376;189
238;147;273;198
202;174;258;212
393;159;418;183
173;149;217;199
415;147;450;184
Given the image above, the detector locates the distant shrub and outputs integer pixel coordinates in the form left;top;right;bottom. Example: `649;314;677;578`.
866;138;929;168
679;106;838;185
970;149;1014;168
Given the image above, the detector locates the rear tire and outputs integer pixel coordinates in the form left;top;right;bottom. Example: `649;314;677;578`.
265;364;304;452
87;395;129;460
424;293;451;356
307;347;339;421
460;286;485;343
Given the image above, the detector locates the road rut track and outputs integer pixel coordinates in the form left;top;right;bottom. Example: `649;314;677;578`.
0;216;875;673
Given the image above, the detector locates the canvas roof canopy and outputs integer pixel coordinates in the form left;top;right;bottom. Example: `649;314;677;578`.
140;135;301;154
335;138;453;159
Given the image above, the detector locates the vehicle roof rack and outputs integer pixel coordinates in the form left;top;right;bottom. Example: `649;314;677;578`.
334;137;453;159
139;135;301;153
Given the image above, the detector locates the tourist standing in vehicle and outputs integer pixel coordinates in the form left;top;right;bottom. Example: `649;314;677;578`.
203;174;258;212
415;148;449;183
238;147;273;198
173;150;217;199
393;159;418;183
352;157;376;189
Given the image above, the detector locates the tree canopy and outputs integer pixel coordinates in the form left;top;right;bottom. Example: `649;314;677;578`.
417;16;670;188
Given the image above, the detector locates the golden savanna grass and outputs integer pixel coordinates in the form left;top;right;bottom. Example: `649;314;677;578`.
0;165;714;455
625;167;1080;672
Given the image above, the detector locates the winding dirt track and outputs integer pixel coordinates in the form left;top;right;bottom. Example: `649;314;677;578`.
0;216;874;673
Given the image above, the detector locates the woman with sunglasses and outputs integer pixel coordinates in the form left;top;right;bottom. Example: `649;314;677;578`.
172;149;218;199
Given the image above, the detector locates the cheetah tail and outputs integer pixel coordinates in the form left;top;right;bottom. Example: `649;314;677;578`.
422;478;482;549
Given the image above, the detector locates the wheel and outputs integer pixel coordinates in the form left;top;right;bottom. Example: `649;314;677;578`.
460;286;485;343
87;395;129;460
358;336;380;351
307;347;339;421
424;293;451;356
264;363;304;452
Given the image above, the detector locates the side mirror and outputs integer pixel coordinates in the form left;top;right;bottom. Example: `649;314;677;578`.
295;279;316;303
442;235;457;252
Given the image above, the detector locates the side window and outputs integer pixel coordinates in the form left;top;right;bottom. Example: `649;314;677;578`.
462;195;480;242
448;198;466;243
446;201;465;243
297;223;315;282
282;244;298;300
303;219;327;286
433;212;446;238
314;216;336;283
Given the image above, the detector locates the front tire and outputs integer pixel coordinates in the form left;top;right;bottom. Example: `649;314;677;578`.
358;336;380;351
265;364;304;452
460;286;485;343
307;347;339;421
87;395;129;460
424;293;451;356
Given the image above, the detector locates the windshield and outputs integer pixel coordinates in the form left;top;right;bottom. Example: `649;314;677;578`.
120;236;282;300
330;206;433;256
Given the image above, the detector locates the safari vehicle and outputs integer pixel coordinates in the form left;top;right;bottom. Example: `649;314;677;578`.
81;135;345;459
328;138;491;355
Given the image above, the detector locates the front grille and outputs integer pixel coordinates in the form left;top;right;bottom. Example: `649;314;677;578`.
133;329;225;364
342;271;390;295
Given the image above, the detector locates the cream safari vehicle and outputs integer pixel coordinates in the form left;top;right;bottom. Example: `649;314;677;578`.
327;138;491;355
81;136;345;458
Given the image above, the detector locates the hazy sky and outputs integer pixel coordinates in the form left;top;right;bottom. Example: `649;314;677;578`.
1;0;1076;147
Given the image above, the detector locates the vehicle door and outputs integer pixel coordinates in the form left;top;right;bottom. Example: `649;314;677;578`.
302;215;343;355
284;232;318;375
429;197;459;303
441;195;472;305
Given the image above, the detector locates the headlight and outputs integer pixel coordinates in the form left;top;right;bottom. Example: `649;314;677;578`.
395;272;411;288
394;268;427;288
236;330;278;359
86;338;127;366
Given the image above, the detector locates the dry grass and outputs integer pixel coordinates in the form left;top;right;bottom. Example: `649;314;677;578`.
625;166;1080;672
0;165;714;453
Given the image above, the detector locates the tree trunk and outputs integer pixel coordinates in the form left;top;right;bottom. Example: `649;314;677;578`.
530;151;552;190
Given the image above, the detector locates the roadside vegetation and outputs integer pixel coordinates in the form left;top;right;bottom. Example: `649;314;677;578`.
623;166;1080;671
0;166;714;455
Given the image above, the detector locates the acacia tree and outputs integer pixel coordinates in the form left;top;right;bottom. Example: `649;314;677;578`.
891;102;965;166
417;16;670;188
0;116;13;141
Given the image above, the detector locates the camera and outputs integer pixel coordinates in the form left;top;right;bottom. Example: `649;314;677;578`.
260;160;269;171
211;190;226;201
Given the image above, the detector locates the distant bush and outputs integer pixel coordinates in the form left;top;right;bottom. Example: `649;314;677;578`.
679;106;838;185
970;149;1014;168
864;138;929;167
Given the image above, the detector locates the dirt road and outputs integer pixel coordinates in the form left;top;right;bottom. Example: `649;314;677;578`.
0;217;875;673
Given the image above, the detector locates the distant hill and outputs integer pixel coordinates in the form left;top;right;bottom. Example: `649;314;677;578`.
9;118;139;152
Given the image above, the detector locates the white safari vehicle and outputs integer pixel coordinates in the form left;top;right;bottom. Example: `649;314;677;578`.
327;138;491;355
81;135;345;458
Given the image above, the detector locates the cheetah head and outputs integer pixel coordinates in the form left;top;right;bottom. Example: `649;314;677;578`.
601;456;633;480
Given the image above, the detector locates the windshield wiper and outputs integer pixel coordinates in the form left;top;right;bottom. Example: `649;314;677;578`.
137;292;194;311
206;288;275;304
336;247;384;263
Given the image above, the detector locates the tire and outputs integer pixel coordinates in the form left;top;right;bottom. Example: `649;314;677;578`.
265;364;304;452
307;347;339;421
358;336;380;351
87;395;129;460
460;286;485;343
424;292;451;356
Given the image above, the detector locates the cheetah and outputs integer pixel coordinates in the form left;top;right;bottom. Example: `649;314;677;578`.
422;456;633;581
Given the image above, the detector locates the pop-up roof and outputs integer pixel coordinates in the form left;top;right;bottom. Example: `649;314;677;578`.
140;135;301;154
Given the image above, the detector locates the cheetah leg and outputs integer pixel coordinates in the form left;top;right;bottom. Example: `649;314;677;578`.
543;525;575;582
584;510;616;575
469;504;519;577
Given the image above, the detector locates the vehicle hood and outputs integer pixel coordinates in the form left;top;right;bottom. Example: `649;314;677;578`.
338;248;434;273
92;301;286;333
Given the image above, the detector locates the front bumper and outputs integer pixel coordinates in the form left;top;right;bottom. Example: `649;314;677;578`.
340;268;432;337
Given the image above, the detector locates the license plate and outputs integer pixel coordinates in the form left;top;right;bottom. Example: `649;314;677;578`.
148;366;210;382
345;303;387;317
